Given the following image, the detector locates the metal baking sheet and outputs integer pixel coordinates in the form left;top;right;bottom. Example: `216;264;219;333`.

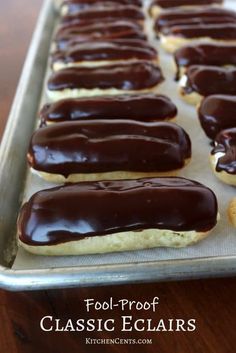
0;0;236;291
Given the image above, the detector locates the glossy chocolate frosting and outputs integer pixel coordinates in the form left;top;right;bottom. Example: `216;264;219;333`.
28;120;191;176
62;0;142;14
54;21;146;50
212;128;236;174
199;95;236;139
56;20;142;38
40;94;177;124
182;66;236;96
152;0;223;9
156;7;236;25
155;7;236;30
57;38;151;52
175;44;236;80
60;5;144;28
157;17;236;33
47;62;164;91
162;23;236;39
18;177;218;246
51;41;157;65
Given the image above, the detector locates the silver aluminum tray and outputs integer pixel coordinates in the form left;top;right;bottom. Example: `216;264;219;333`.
0;0;236;291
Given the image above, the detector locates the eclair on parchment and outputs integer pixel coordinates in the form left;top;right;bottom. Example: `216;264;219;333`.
18;177;218;256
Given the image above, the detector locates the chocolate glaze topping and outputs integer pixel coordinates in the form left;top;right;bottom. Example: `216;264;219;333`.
57;38;150;52
175;44;236;80
18;177;218;246
62;0;142;14
28;120;191;176
182;66;236;96
162;23;236;39
54;21;146;50
40;94;177;124
212;128;236;174
56;32;147;51
56;20;142;38
47;62;164;91
155;7;236;33
157;17;236;33
156;7;236;24
51;41;157;65
152;0;223;9
199;95;236;139
60;5;144;28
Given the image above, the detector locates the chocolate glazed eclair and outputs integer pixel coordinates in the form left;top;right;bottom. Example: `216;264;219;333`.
47;61;164;100
60;5;145;28
198;95;236;139
179;65;236;105
17;177;218;256
60;0;143;16
51;41;158;71
53;21;146;51
28;120;191;183
174;43;236;80
154;7;236;53
40;94;177;125
160;23;236;53
155;7;236;33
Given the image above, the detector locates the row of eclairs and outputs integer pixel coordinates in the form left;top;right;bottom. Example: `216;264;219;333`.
17;0;235;257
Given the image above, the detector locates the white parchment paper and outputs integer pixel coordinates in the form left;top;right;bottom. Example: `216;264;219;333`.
13;0;236;270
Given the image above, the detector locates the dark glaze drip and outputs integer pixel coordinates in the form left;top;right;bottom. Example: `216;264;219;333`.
60;5;144;28
162;23;236;39
62;0;142;14
152;0;222;9
47;62;164;91
175;44;236;80
28;120;191;177
40;94;177;124
17;177;218;246
182;66;236;96
199;95;236;139
54;21;146;50
51;41;157;65
212;128;236;174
